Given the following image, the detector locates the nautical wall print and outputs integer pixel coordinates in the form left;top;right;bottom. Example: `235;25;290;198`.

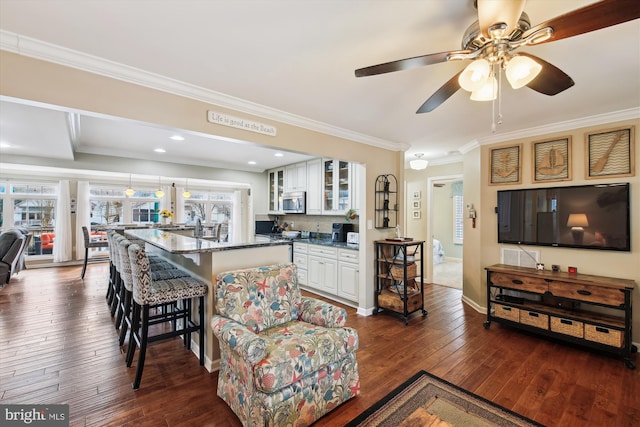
533;136;572;182
586;126;635;179
490;144;522;185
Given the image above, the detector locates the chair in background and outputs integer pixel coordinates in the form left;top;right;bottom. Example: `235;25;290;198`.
212;263;360;426
81;226;109;278
0;230;28;284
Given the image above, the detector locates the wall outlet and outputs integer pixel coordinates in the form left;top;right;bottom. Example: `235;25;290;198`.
290;221;294;228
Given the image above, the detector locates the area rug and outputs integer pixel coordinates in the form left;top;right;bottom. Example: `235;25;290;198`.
346;370;544;427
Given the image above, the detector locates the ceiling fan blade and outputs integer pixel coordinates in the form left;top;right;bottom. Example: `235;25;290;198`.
355;50;470;77
522;0;640;45
416;70;463;113
477;0;526;37
519;53;574;96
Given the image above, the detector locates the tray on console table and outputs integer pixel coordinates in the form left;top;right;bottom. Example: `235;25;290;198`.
484;264;636;369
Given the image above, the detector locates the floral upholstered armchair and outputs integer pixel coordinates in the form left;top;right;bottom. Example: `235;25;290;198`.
212;263;360;426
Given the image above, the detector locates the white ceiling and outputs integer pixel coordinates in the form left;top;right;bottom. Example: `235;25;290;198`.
0;0;639;171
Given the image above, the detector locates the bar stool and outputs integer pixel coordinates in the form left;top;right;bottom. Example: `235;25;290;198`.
126;243;208;389
111;234;180;327
115;237;192;346
81;226;109;278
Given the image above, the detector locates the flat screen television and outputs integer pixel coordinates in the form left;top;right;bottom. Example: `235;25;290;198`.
497;183;630;251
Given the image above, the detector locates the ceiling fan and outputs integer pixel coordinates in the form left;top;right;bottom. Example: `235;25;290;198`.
355;0;640;114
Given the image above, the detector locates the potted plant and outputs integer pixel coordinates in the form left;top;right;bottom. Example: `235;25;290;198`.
157;209;174;225
345;208;357;222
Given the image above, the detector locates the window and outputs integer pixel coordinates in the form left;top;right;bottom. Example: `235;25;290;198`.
90;185;160;225
453;195;464;244
3;182;58;256
182;190;234;241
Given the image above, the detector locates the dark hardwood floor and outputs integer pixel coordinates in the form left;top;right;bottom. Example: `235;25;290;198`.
1;263;638;426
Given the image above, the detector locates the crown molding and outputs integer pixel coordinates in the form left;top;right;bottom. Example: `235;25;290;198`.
477;108;640;146
0;30;407;152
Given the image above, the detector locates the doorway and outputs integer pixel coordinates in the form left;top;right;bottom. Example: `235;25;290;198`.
427;175;463;289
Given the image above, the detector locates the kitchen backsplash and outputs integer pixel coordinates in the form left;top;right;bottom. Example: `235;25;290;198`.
254;214;358;234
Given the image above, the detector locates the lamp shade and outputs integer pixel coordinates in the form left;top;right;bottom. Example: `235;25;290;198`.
470;75;497;101
124;187;136;197
506;55;542;89
458;59;491;92
155;189;165;198
182;190;191;198
567;213;589;228
410;153;428;170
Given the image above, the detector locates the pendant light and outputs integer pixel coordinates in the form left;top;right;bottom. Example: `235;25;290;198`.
182;178;191;198
155;176;165;198
124;174;135;197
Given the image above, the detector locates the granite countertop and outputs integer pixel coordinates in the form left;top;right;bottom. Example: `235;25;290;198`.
292;238;359;251
125;228;291;254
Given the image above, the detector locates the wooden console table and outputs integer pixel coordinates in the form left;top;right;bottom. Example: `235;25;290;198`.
485;264;636;369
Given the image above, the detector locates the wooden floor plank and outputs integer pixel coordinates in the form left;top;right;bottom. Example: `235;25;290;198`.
1;263;638;426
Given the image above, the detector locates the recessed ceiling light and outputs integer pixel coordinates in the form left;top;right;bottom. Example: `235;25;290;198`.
248;161;257;165
154;148;166;153
170;135;184;141
0;142;11;148
274;153;284;157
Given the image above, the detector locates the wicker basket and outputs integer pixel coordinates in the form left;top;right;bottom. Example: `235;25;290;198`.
584;324;624;348
390;262;417;280
519;310;549;330
550;317;584;338
493;304;519;322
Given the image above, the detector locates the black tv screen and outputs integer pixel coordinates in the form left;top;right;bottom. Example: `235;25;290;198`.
497;183;630;251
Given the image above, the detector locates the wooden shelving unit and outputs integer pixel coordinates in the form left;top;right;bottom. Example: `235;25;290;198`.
374;239;426;324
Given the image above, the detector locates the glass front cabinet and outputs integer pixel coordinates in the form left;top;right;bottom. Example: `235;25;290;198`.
268;168;284;213
323;159;351;214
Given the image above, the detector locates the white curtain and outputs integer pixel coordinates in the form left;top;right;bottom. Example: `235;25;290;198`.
175;186;186;223
53;180;73;262
76;181;91;260
232;190;242;243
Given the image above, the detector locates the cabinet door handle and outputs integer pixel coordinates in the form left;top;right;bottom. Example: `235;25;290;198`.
577;290;592;296
511;279;523;285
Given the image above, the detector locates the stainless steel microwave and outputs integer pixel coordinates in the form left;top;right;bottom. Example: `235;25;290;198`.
282;191;306;214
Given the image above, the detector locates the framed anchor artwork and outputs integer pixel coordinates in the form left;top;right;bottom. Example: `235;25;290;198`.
489;144;521;185
533;136;572;183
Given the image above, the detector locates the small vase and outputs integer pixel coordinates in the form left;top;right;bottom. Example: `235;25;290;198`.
162;217;171;225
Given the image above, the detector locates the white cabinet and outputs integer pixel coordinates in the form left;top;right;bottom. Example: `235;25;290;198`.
306;159;322;215
285;162;307;192
267;168;284;213
322;159;351;215
293;242;308;285
307;245;338;294
338;248;359;301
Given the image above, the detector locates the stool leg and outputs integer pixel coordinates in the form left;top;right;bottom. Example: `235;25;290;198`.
114;284;126;330
199;296;205;366
118;289;131;347
132;304;150;390
81;247;89;278
126;302;140;368
110;275;121;317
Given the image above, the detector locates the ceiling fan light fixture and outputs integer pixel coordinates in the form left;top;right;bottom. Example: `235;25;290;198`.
410;153;429;170
458;59;491;92
505;55;542;89
470;75;497;101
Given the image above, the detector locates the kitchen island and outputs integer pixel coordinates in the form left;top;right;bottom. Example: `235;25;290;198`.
125;228;291;372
